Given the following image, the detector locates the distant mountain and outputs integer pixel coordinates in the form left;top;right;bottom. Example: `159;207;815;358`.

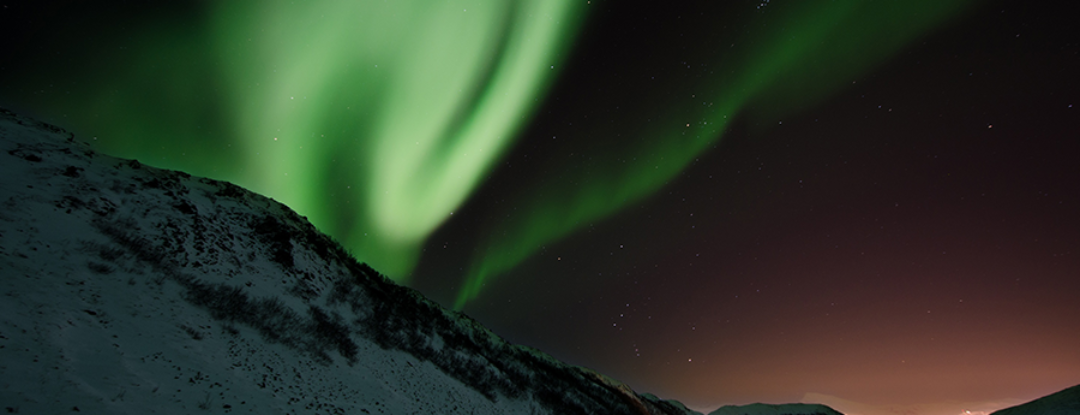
708;402;843;415
991;384;1080;415
0;108;702;414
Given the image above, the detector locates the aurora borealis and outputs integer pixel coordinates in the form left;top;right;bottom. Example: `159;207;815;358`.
3;1;1079;414
211;1;586;280
4;0;589;281
452;0;973;309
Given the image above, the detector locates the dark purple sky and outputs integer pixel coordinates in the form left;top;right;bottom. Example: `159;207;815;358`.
412;1;1080;411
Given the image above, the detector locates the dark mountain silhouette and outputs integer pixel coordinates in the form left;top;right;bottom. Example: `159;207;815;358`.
991;384;1080;415
708;403;843;415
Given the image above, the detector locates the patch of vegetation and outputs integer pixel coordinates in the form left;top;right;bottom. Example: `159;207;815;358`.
86;261;114;274
181;324;204;340
173;201;198;215
328;269;636;414
182;281;358;364
212;181;248;199
88;183;643;413
252;215;294;270
94;217;359;365
7;147;43;162
309;305;358;363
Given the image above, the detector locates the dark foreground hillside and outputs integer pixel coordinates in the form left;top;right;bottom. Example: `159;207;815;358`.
0;108;703;414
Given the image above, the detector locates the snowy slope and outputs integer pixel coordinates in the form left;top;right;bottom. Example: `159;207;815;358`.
0;108;704;415
708;403;842;415
990;384;1080;415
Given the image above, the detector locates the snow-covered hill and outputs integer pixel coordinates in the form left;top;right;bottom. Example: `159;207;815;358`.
0;108;703;414
990;384;1080;415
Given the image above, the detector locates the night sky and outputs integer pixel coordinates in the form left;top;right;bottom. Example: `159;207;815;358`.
2;1;1078;414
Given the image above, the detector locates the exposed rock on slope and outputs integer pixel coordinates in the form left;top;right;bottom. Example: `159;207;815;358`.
991;384;1080;415
0;108;700;414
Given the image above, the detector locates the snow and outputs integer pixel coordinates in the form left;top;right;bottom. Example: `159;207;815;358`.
5;99;1073;415
0;108;703;415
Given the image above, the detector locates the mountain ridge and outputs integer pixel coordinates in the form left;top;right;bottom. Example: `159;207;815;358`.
708;403;843;415
0;107;708;414
11;107;1076;415
990;384;1080;415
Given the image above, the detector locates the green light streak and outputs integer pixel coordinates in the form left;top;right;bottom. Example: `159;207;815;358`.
211;0;585;280
453;0;974;309
7;0;972;303
26;1;584;282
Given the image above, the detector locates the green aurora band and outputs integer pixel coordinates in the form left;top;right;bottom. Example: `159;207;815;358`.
32;0;586;281
6;1;972;308
452;0;973;309
210;1;585;280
